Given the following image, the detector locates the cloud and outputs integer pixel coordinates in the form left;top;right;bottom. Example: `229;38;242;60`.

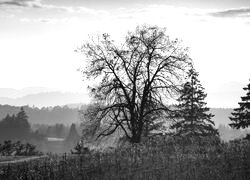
20;17;80;24
0;0;109;18
209;8;250;18
0;0;42;8
65;6;109;15
112;5;208;26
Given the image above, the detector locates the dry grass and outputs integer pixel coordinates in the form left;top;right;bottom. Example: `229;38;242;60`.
0;137;250;180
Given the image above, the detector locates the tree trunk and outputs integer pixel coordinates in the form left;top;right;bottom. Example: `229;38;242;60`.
130;131;141;144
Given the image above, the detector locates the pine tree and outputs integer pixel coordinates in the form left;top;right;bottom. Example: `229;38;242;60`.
16;107;28;121
171;68;218;138
0;107;31;140
16;107;31;138
66;123;80;143
229;80;250;129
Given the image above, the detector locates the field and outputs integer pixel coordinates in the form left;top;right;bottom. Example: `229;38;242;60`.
0;137;250;180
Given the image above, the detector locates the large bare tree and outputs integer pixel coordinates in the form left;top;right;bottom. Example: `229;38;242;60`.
79;25;192;143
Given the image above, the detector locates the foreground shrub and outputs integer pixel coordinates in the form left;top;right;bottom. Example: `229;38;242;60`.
0;140;41;156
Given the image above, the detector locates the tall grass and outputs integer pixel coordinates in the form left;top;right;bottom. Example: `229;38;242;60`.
1;136;250;180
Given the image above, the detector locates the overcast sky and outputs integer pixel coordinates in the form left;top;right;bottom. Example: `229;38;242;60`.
1;0;250;107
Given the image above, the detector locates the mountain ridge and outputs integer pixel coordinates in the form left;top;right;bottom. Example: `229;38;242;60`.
0;91;90;108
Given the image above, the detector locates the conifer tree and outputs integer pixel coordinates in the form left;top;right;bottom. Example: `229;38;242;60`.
171;68;218;137
16;107;28;121
16;107;31;136
66;123;80;142
229;80;250;129
0;107;31;140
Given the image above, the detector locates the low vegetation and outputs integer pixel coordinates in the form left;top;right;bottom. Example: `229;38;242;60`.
0;140;41;156
0;137;250;180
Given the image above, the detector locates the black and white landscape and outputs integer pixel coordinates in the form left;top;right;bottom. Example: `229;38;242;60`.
1;0;250;179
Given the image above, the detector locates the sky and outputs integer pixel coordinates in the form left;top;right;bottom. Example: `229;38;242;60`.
0;0;250;108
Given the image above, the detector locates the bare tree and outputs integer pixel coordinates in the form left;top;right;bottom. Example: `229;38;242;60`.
79;25;192;143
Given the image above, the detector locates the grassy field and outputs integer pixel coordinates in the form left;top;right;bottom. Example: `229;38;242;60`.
0;137;250;180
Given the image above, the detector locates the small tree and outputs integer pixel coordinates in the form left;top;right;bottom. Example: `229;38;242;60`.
79;25;191;143
171;68;218;138
230;80;250;129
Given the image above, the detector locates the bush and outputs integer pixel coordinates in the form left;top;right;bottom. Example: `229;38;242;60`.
0;140;41;156
71;140;90;155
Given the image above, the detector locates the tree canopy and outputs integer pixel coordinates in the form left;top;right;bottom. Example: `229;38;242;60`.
80;25;192;143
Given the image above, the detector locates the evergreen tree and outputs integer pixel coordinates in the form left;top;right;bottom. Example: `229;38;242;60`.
65;124;81;152
66;123;80;142
0;107;31;140
229;80;250;129
171;68;218;137
16;107;28;121
16;107;31;137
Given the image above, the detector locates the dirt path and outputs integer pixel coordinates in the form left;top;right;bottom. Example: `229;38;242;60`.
0;156;47;165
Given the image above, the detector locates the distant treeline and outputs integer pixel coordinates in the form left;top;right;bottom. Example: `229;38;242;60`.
0;105;246;142
0;106;81;140
32;123;81;139
0;107;43;142
0;104;234;126
0;104;88;125
0;107;81;153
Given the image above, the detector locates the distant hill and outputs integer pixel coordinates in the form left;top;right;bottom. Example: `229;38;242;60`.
0;105;87;125
0;87;59;98
0;91;90;108
210;108;234;127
